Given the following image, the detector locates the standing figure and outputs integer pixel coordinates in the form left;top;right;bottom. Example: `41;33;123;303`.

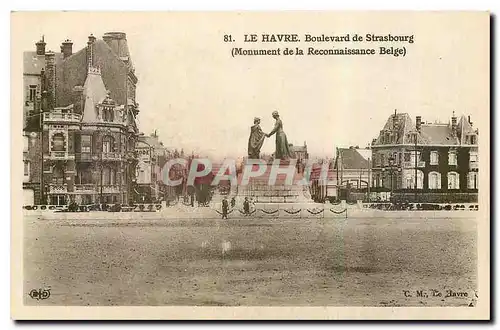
248;117;266;159
243;197;250;216
231;197;236;208
221;197;229;219
266;111;293;160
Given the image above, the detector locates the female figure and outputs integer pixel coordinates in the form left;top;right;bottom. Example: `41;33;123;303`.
266;111;293;160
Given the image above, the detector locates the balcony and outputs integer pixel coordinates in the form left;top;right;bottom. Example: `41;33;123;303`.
101;152;122;161
101;185;123;194
43;112;81;123
48;184;67;194
75;153;93;162
403;161;426;168
46;151;75;160
74;184;95;193
469;161;479;169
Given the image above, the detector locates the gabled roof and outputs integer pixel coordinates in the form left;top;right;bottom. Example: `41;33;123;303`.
81;67;107;123
336;148;371;169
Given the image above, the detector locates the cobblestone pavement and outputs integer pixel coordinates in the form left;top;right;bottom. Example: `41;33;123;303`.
23;214;477;306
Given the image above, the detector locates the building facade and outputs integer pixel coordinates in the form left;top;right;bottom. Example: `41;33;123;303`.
23;33;140;206
371;111;479;203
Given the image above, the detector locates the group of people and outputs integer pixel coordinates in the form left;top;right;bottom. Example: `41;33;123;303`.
220;196;253;219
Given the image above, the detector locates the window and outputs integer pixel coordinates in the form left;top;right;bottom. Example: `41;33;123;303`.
468;172;478;189
102;108;114;122
81;135;92;153
402;170;423;189
52;166;65;184
102;135;114;153
430;151;439;165
76;168;92;184
448;150;457;166
51;133;65;152
428;171;441;189
404;152;411;162
380;154;385;167
23;136;29;153
24;161;30;177
469;151;478;167
28;85;36;102
447;172;460;189
102;167;110;185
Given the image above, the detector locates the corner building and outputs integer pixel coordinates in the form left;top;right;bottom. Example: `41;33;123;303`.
370;111;479;203
23;33;140;205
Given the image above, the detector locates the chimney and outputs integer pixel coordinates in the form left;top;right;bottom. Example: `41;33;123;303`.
451;111;457;134
416;116;422;132
72;86;84;114
102;32;129;60
35;36;46;55
44;51;56;110
87;33;96;45
60;39;73;59
393;109;398;130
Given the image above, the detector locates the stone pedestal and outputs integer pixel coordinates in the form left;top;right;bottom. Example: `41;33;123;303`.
236;160;313;204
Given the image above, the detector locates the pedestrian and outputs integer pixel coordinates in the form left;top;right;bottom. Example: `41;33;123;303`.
231;197;236;209
222;198;229;219
243;197;250;216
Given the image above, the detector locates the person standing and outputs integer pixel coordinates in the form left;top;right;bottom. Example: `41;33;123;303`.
266;111;293;160
221;197;229;219
243;197;250;216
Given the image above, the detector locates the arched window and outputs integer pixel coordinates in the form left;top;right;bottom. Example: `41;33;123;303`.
52;133;65;151
448;172;460;190
102;135;114;153
428;171;441;189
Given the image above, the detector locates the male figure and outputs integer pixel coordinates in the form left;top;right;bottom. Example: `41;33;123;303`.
243;197;250;216
221;197;229;219
248;117;266;159
231;197;236;208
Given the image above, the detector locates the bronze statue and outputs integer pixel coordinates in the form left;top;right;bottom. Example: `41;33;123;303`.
247;117;266;159
266;111;293;160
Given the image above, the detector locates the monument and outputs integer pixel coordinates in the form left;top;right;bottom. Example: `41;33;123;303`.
237;111;315;206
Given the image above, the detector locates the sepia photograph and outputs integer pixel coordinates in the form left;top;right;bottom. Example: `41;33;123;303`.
10;11;490;320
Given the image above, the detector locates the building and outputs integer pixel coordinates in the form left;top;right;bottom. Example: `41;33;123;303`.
134;132;175;203
370;110;479;203
23;33;140;206
333;147;372;201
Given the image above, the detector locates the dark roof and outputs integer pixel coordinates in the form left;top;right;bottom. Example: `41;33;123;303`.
23;51;63;75
336;148;370;169
420;124;458;145
373;112;477;146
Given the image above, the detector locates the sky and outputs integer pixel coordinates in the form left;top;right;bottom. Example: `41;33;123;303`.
14;12;488;159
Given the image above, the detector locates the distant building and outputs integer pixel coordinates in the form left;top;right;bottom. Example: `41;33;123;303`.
23;33;140;206
334;147;372;189
370;110;479;203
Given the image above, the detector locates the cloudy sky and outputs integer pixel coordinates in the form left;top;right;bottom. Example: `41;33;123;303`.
13;12;488;159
